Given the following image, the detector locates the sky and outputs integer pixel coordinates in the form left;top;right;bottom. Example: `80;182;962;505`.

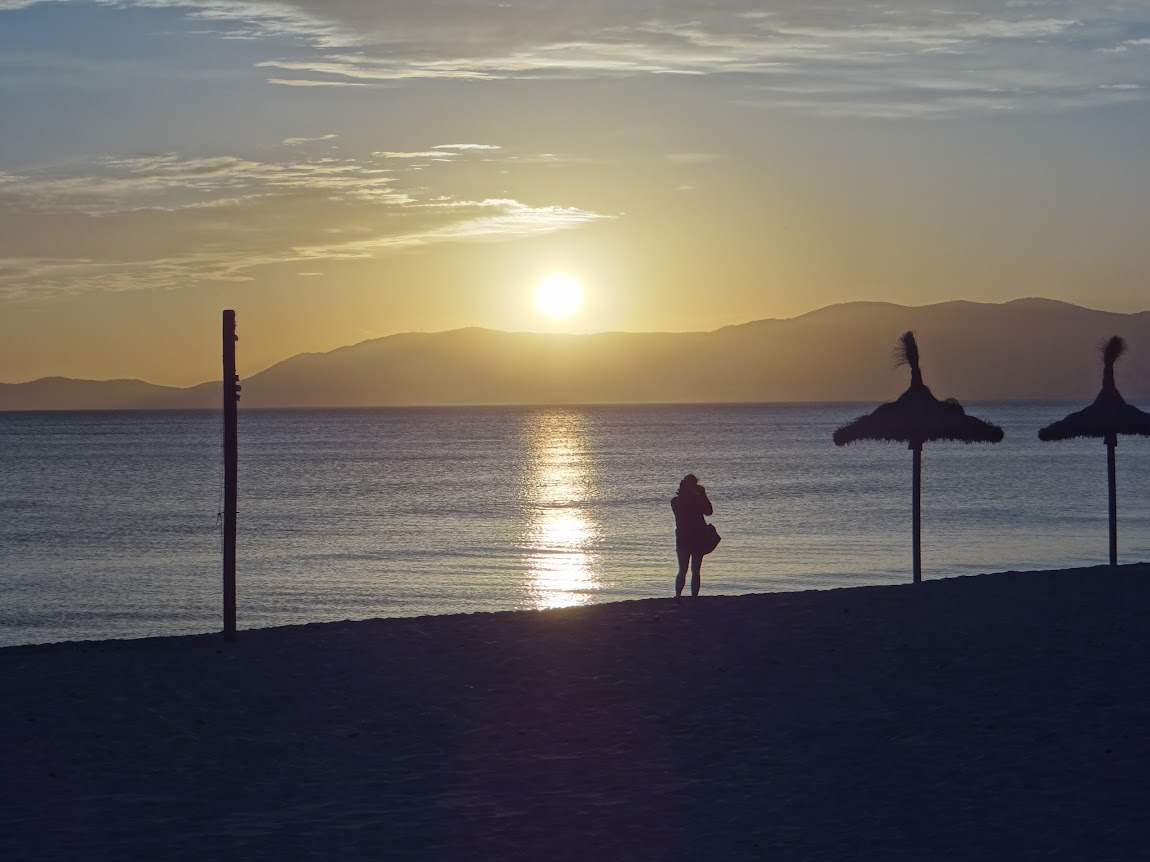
2;0;1150;386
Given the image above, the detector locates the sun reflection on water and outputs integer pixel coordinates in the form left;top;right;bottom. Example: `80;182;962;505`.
519;411;604;610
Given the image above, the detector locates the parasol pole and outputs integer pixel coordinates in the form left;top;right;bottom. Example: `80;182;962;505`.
1107;434;1118;567
911;441;922;584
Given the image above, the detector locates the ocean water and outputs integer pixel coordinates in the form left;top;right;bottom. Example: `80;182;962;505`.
2;402;1149;647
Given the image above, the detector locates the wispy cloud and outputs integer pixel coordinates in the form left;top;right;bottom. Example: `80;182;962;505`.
20;1;1133;117
268;78;368;87
372;151;455;160
0;148;609;297
3;153;406;211
282;134;338;146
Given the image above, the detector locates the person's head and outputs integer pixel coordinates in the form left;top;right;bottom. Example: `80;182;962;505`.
678;474;699;495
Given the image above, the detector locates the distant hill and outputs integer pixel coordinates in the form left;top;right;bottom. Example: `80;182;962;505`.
0;377;218;411
4;298;1150;410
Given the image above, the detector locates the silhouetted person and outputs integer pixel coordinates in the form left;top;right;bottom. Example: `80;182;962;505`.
672;474;713;598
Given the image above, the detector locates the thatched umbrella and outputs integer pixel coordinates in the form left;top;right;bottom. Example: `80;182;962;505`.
1038;336;1150;566
833;332;1004;583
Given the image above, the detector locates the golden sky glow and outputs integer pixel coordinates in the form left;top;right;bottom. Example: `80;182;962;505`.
2;2;1150;385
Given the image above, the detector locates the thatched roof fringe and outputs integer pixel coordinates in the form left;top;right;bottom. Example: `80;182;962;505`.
1037;402;1150;442
833;390;1004;447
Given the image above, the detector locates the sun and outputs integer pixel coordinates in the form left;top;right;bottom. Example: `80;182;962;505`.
534;274;583;317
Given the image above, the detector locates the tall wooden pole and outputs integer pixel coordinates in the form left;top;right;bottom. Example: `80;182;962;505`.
223;310;239;641
911;442;922;584
1107;436;1118;567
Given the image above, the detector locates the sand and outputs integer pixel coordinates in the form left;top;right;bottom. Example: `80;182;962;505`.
4;565;1150;861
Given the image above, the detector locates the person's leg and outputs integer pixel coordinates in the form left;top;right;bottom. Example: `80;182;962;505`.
675;548;690;597
690;552;703;597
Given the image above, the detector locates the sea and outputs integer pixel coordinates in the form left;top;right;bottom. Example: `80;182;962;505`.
2;402;1149;648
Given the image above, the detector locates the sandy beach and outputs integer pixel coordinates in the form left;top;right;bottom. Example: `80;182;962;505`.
4;565;1150;861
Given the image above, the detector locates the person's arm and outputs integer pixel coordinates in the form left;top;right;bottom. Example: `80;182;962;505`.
699;491;713;517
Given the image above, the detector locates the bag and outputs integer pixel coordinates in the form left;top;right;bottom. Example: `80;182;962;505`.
700;522;721;555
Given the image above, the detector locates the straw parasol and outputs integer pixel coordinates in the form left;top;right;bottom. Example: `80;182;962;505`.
833;332;1004;583
1038;336;1150;566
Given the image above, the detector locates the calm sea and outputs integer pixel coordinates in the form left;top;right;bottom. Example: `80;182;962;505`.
2;402;1149;647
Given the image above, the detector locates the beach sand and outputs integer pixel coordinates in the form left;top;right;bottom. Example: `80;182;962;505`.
4;565;1150;861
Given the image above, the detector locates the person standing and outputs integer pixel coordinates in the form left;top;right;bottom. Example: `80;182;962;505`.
672;474;713;598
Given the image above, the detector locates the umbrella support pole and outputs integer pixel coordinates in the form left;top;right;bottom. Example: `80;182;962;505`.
1107;437;1118;567
912;442;922;584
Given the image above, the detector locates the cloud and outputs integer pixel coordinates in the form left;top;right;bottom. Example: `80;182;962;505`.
5;2;1150;116
268;78;368;87
282;134;338;145
32;1;1130;117
2;153;407;211
372;151;456;160
0;149;609;297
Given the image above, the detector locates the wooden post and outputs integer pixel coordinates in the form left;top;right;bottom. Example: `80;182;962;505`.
911;442;922;584
223;310;239;641
1107;435;1118;567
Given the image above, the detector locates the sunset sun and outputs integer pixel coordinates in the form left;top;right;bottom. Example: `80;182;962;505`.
534;274;582;318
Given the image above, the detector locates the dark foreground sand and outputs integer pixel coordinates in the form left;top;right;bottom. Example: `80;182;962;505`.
4;566;1150;861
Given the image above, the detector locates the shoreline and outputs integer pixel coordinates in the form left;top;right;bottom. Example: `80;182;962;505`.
0;573;957;655
5;565;1150;860
5;561;1140;654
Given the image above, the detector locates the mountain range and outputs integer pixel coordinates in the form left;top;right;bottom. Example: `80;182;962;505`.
4;298;1150;410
